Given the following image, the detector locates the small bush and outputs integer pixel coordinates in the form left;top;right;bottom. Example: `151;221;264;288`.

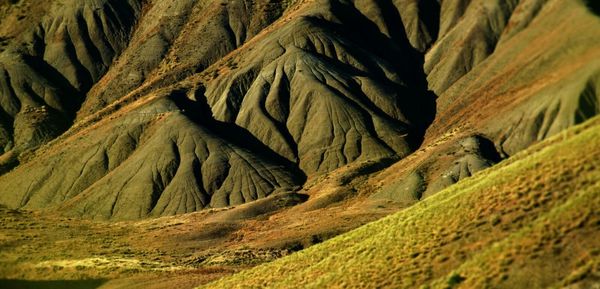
447;272;465;288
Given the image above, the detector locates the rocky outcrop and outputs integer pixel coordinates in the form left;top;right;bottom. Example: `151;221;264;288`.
372;135;501;204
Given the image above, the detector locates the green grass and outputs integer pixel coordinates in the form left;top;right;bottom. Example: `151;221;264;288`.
200;117;600;289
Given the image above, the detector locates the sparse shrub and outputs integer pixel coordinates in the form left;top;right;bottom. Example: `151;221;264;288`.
52;265;64;272
490;215;501;226
447;272;465;288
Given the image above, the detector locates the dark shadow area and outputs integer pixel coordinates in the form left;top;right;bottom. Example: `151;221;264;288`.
474;135;503;163
327;1;439;150
418;0;441;41
21;55;83;118
575;76;599;124
0;279;106;289
168;89;307;185
584;0;600;16
0;159;18;175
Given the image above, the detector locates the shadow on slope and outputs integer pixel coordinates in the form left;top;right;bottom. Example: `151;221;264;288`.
585;0;600;16
169;89;307;184
418;0;441;41
328;0;439;149
202;114;600;289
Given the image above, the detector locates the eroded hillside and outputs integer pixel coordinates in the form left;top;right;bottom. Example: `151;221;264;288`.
0;0;441;219
0;0;597;251
0;0;599;288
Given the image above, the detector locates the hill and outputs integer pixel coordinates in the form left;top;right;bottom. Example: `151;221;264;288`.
201;112;600;289
0;0;597;222
0;0;599;287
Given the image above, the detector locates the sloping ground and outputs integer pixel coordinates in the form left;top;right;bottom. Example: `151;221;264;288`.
0;157;403;287
0;0;144;172
0;0;598;287
0;0;296;172
78;0;296;118
426;0;519;94
0;0;597;258
0;92;304;219
0;0;439;219
201;113;600;289
2;114;598;289
429;0;600;154
1;0;598;221
0;172;393;286
372;0;600;200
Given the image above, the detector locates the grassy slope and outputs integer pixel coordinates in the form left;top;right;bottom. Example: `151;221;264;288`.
201;117;600;289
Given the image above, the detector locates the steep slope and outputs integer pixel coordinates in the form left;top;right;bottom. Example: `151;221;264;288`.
0;0;598;225
0;91;304;220
0;0;440;219
372;0;600;200
0;0;144;172
201;112;600;289
426;0;520;94
78;0;296;118
430;0;600;153
0;0;599;286
0;0;295;172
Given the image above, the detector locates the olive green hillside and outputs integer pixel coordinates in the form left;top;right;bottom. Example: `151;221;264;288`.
201;115;600;289
369;0;600;204
0;0;599;287
0;0;439;219
2;0;599;222
3;0;599;222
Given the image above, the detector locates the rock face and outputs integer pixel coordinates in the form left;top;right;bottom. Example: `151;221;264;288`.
0;0;599;219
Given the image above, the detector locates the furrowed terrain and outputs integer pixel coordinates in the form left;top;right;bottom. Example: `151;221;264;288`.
202;109;600;289
0;0;599;288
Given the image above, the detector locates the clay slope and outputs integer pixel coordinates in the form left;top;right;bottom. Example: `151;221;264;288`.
0;0;440;219
371;0;600;202
0;0;144;172
0;91;305;219
0;0;599;221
